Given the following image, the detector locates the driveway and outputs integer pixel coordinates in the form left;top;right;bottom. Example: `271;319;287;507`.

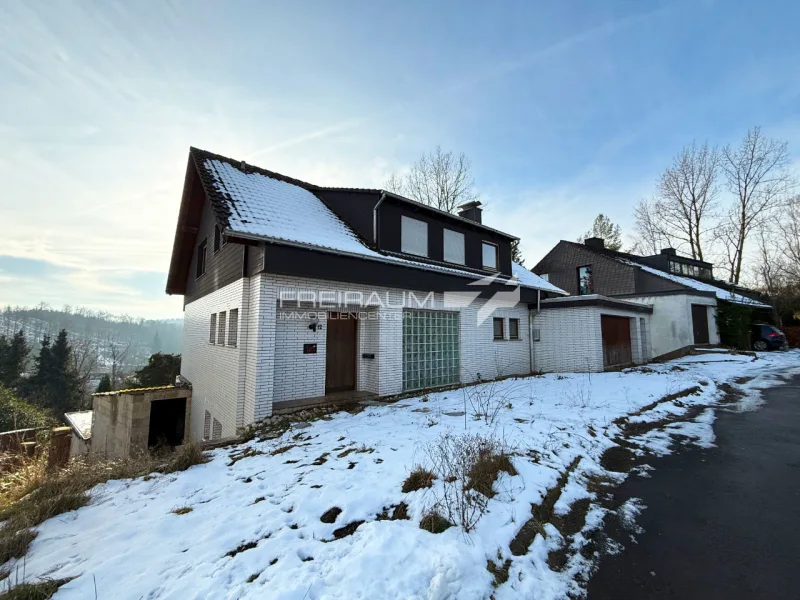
588;371;800;599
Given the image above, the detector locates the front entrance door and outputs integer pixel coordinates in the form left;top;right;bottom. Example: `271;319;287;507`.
691;304;710;344
601;315;633;368
325;312;357;393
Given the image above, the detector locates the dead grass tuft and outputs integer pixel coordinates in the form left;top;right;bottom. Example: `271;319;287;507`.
465;449;517;499
376;502;409;521
163;442;208;473
332;520;365;539
270;445;295;456
172;506;193;515
401;467;436;493
0;577;73;599
419;511;452;534
486;556;512;587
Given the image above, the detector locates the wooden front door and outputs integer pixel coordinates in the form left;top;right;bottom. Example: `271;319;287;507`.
601;315;633;368
691;304;710;344
325;312;357;393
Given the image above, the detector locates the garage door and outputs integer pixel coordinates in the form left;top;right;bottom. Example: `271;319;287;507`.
601;315;633;368
402;310;460;391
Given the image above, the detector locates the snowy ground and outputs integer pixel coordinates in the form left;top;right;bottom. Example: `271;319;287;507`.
5;351;800;600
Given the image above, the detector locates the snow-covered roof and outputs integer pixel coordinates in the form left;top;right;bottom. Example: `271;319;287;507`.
64;411;92;440
622;260;771;308
200;157;559;293
512;262;568;295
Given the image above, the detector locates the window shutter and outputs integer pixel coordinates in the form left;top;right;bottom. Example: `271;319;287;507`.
228;309;239;347
210;313;217;344
443;229;465;264
401;216;428;257
218;311;226;346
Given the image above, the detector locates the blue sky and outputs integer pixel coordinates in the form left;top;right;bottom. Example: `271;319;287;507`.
1;0;798;318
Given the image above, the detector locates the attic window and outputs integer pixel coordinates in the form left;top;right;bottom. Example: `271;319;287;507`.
401;216;428;257
196;238;207;278
214;226;222;253
443;229;465;264
482;242;498;270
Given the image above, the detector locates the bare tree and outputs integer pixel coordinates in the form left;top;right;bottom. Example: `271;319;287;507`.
71;339;99;408
109;341;132;390
578;213;623;250
384;146;479;213
720;127;793;284
776;195;800;284
631;198;675;255
651;142;721;260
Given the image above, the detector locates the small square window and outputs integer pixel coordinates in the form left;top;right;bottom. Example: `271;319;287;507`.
493;317;504;340
218;311;227;346
577;265;593;295
509;318;520;340
482;242;498;270
196;238;207;278
209;313;217;344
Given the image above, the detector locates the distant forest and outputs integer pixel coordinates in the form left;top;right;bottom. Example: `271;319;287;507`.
0;305;182;375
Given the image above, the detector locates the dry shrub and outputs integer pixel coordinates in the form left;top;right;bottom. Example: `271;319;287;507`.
401;467;436;493
0;577;72;599
163;442;208;473
423;432;516;532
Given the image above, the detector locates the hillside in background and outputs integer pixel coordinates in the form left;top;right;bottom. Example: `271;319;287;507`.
0;305;182;374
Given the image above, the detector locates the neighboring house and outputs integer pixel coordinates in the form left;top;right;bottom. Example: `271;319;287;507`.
533;238;771;359
165;148;567;440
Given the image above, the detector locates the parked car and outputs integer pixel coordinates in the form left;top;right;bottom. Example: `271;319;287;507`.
751;324;788;351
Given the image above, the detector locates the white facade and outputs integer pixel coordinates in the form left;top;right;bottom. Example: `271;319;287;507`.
624;293;718;358
181;273;533;440
531;299;652;373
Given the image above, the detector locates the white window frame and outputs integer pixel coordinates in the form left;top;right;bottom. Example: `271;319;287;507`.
443;229;465;264
401;216;428;257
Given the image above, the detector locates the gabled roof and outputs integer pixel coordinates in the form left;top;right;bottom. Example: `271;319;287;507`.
560;241;770;308
512;262;568;295
168;148;564;295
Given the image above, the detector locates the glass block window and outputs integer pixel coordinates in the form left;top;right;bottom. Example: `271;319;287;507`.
402;310;460;391
401;216;428;257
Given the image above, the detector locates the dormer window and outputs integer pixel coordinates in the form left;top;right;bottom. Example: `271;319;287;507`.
482;242;498;270
401;216;428;257
669;260;712;280
443;229;465;264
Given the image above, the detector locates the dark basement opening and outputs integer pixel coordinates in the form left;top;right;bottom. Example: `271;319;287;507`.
148;398;187;448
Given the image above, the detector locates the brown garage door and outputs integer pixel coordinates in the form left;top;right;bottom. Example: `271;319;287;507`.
601;315;633;368
691;304;710;344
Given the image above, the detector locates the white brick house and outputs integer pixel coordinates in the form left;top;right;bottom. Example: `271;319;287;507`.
167;148;568;440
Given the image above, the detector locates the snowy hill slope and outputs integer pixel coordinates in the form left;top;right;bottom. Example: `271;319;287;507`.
5;351;800;599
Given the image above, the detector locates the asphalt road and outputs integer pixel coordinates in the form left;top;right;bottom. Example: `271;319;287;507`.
587;371;800;600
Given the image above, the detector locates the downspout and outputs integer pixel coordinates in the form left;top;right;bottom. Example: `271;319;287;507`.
529;289;541;374
373;192;386;245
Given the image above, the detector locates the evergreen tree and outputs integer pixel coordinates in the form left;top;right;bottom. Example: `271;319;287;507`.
130;353;181;388
578;214;624;251
27;330;82;413
95;374;113;393
510;240;525;266
0;330;30;389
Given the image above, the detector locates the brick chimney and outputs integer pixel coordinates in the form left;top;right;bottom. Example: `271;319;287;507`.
584;237;605;249
458;201;482;223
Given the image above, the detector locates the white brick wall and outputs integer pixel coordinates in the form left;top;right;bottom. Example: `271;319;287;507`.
531;305;652;373
274;308;327;402
182;279;247;440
